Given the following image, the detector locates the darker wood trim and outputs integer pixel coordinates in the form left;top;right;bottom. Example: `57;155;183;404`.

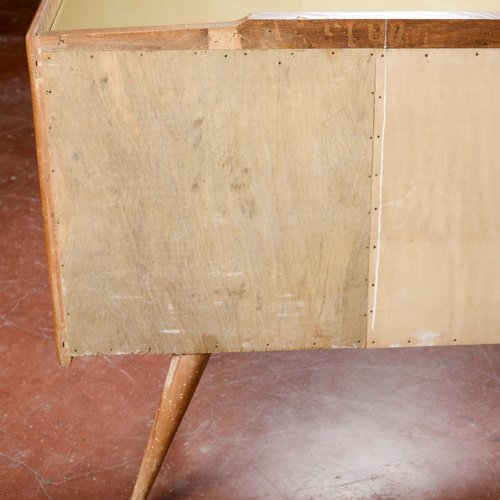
238;19;386;49
387;20;500;48
40;25;210;52
239;19;500;49
26;33;72;368
37;18;500;51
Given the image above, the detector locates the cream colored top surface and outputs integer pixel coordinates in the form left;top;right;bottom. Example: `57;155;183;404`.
52;0;500;30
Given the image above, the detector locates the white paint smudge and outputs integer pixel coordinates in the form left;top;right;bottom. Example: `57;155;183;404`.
210;270;244;278
110;295;144;300
160;329;181;335
415;331;442;345
213;215;225;226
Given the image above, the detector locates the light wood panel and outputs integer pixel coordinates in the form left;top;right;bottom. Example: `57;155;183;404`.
369;48;500;347
51;0;500;30
41;49;375;356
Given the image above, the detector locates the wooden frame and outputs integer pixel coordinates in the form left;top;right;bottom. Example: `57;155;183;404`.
28;0;500;367
27;2;500;497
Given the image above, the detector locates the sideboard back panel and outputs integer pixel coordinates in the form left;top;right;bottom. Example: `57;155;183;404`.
368;48;500;348
41;49;375;355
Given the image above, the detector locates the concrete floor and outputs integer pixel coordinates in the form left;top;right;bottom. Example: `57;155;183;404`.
1;1;499;499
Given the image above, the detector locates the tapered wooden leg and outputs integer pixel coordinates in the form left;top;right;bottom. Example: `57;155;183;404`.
131;353;210;500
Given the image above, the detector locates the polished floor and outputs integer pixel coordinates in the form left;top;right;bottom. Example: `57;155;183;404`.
1;2;500;499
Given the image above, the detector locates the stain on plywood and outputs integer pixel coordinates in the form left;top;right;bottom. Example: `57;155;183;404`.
41;49;375;355
368;49;500;347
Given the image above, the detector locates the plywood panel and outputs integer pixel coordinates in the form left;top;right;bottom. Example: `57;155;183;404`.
41;49;375;356
369;49;500;347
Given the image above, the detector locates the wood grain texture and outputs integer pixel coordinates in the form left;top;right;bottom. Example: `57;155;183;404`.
238;19;386;49
41;49;375;356
387;19;500;47
239;19;500;49
39;26;210;52
131;354;210;500
26;0;72;366
369;48;500;348
38;18;500;52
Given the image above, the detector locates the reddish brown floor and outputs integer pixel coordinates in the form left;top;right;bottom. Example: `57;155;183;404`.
1;2;500;499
